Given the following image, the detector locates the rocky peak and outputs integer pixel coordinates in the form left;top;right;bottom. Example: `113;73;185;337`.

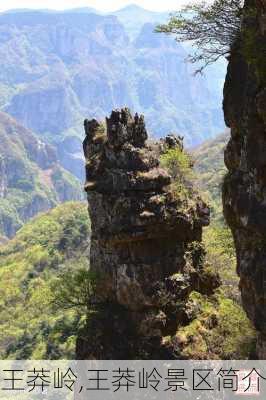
223;0;266;358
77;108;219;359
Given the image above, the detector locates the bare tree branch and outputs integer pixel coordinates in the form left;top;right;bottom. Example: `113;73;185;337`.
156;0;243;73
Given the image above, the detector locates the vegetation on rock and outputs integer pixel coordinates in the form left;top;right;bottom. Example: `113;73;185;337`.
174;290;255;359
161;134;256;359
160;146;195;203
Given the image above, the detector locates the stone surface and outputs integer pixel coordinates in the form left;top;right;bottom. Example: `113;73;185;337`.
77;108;219;359
222;0;266;358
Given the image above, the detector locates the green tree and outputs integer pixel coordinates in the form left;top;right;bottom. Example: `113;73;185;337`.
50;268;97;316
160;147;195;202
157;0;243;73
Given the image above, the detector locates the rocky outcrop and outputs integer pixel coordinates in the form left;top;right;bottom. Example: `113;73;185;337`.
223;0;266;358
77;108;219;359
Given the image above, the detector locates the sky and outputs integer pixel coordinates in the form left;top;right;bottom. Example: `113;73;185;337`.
0;0;190;13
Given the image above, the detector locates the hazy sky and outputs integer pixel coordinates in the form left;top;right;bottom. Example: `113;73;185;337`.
0;0;190;12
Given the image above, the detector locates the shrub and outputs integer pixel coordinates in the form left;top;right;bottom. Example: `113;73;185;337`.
160;147;195;202
176;291;256;359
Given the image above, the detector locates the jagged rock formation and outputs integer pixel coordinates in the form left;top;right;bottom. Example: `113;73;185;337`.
77;108;219;359
223;0;266;358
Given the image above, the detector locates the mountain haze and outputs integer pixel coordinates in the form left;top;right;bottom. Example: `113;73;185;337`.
111;4;169;37
0;7;225;178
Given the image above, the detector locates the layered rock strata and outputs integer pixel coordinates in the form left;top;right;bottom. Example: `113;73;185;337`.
78;108;218;359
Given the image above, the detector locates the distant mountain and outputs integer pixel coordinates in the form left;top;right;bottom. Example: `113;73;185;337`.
0;9;225;180
3;4;168;26
111;4;169;38
0;112;83;238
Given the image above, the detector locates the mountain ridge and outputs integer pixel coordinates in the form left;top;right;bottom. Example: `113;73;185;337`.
0;8;225;182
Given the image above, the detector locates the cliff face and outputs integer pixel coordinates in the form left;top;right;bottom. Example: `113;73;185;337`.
78;108;219;359
223;0;266;358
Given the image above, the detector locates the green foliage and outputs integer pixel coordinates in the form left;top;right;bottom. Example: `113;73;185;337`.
0;202;90;359
160;147;192;180
161;137;254;359
51;267;96;314
0;200;21;238
160;146;195;204
193;132;240;296
193;132;229;222
176;291;256;359
203;223;239;300
157;0;242;72
182;131;257;359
